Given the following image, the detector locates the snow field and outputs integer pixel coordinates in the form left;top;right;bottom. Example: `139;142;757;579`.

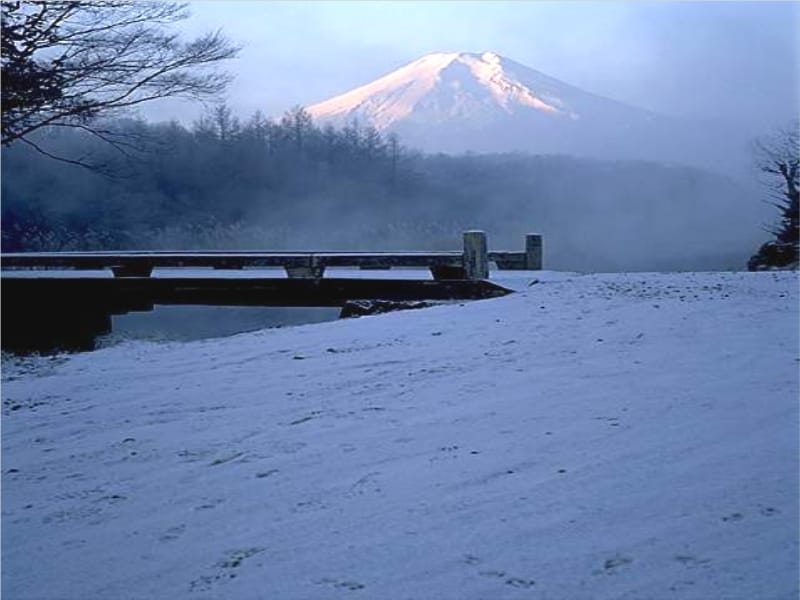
2;271;798;599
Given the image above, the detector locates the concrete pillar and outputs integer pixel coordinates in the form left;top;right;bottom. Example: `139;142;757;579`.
463;230;489;280
525;234;542;270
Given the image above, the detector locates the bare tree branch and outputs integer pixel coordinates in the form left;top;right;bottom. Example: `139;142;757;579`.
19;134;105;170
1;0;241;158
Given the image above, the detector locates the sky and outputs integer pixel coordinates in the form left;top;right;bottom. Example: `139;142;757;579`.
144;1;799;134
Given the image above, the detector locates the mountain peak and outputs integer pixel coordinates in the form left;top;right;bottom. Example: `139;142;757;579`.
306;50;573;131
305;51;656;155
406;50;504;63
421;50;505;62
478;50;501;62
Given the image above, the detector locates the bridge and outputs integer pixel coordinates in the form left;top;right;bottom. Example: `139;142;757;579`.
1;231;542;352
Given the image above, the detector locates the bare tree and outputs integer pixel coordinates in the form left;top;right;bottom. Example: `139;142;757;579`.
748;121;799;270
280;105;313;151
1;1;240;159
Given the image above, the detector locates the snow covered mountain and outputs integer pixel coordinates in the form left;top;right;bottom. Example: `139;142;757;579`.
307;51;667;156
308;52;646;129
306;51;738;167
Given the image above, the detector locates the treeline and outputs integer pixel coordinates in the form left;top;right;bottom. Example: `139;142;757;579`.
1;106;769;271
2;106;439;250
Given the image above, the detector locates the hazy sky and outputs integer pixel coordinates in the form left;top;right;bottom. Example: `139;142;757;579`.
148;1;799;133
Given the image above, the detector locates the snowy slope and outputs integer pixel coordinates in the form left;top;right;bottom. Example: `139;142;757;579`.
2;271;798;599
307;51;652;131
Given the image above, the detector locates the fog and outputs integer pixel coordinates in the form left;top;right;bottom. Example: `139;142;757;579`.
1;118;773;274
3;1;796;280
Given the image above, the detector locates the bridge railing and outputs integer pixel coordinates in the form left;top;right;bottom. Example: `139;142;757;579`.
1;231;543;280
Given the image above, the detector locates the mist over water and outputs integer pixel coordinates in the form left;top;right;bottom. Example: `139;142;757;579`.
1;121;775;275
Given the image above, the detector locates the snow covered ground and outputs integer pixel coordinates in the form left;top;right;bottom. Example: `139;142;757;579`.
2;271;798;599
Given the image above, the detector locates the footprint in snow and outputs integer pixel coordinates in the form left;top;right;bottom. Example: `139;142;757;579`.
255;469;279;479
160;524;186;542
189;547;264;592
209;451;246;466
478;569;535;588
603;556;634;571
193;498;225;511
345;472;382;498
721;512;744;522
316;578;365;591
674;555;712;567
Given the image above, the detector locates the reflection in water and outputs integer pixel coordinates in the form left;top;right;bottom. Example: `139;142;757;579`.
101;305;341;346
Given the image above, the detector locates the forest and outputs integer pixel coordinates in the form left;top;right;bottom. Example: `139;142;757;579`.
1;105;768;272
